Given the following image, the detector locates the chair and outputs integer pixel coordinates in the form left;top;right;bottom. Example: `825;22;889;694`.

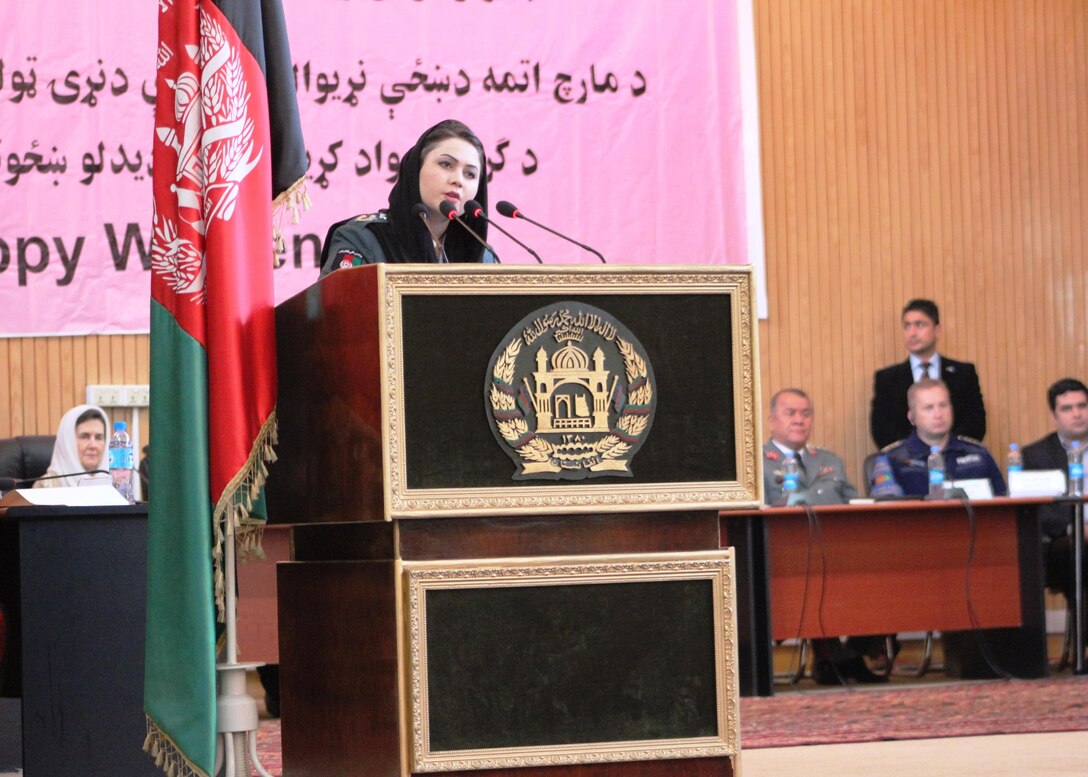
0;434;54;697
0;435;55;491
862;450;946;677
1050;598;1075;671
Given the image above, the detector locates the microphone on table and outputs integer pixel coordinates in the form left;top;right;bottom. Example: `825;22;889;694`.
440;200;501;263
2;469;111;491
464;199;542;264
495;200;606;264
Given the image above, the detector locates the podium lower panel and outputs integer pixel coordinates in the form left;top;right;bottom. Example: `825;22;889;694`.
279;514;739;777
279;560;402;777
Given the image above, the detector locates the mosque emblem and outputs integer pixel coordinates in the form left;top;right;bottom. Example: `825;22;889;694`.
486;303;656;480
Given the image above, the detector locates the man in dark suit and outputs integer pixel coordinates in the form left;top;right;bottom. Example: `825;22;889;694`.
870;299;987;449
1022;377;1088;602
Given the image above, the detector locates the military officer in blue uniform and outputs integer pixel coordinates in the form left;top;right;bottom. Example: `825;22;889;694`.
878;378;1006;497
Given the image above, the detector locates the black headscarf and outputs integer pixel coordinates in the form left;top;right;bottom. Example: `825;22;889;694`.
371;120;489;263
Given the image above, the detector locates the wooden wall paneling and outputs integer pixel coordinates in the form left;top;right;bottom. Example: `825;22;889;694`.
3;1;1086;497
0;333;151;440
59;337;74;419
0;342;10;439
71;335;86;415
45;338;60;435
755;0;1088;486
8;342;23;437
96;336;112;407
24;339;40;436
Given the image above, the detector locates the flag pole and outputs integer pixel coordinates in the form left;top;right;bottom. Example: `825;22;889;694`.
214;520;273;777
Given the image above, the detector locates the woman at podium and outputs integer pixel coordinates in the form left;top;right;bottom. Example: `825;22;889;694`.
320;119;495;272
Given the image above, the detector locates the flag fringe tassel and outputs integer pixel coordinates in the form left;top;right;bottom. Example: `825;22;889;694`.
212;408;279;621
144;715;210;777
272;176;312;258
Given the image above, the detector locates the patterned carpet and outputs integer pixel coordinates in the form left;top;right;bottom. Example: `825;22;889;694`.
741;676;1088;748
254;675;1088;771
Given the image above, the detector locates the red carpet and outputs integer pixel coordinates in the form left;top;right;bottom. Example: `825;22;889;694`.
255;676;1088;771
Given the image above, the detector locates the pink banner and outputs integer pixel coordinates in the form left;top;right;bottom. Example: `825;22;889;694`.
0;0;758;336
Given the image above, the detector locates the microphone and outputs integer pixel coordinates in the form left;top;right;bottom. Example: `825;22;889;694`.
3;469;111;490
411;202;429;225
495;200;606;264
464;200;542;264
439;200;501;263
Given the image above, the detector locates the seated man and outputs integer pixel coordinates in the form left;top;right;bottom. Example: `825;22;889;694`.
763;388;884;684
878;379;1006;497
763;388;857;506
1022;378;1088;606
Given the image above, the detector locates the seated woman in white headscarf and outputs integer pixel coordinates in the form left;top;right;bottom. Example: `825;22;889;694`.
33;404;111;488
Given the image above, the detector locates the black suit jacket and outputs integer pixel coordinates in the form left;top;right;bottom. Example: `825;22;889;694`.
1022;431;1073;539
869;356;986;449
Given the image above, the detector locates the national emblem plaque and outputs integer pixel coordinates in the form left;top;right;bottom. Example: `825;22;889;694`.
486;302;657;480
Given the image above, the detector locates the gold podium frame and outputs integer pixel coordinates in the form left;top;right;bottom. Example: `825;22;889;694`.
379;265;760;519
401;550;740;773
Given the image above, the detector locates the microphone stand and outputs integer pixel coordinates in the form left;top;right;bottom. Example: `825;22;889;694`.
1074;497;1086;674
439;201;500;261
454;215;501;262
213;518;274;777
13;468;111;487
466;200;541;263
505;208;606;264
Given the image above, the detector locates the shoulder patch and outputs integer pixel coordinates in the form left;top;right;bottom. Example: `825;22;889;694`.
353;212;387;224
880;440;905;453
956;435;983;446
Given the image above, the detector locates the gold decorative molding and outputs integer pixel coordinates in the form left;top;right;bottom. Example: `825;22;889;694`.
380;265;761;519
402;551;740;773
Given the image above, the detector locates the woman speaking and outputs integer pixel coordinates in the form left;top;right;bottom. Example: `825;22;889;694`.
320;119;495;272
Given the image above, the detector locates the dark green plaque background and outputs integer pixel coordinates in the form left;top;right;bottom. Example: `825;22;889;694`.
423;578;719;751
401;293;736;489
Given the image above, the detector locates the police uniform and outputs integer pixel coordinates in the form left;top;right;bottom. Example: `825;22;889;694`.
762;441;858;506
320;212;390;275
880;430;1006;497
319;211;498;276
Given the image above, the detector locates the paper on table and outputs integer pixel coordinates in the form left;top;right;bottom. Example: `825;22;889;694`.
0;484;129;508
1008;469;1067;498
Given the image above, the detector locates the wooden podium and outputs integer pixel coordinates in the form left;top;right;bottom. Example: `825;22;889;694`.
269;265;759;777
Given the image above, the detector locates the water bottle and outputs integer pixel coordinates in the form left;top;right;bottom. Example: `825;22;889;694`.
782;451;801;498
109;421;135;504
1007;443;1022;475
927;445;945;499
1068;440;1084;498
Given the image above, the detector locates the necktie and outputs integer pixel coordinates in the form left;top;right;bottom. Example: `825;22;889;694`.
920;361;931;380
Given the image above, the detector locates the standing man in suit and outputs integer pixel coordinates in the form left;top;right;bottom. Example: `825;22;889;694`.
763;388;884;684
1022;377;1088;604
870;299;987;449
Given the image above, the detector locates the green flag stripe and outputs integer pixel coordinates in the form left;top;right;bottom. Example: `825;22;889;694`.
144;299;218;777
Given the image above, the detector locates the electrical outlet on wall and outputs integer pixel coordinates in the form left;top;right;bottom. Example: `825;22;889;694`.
122;385;150;406
87;384;123;406
86;384;150;407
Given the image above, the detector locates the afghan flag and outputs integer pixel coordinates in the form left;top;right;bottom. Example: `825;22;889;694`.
144;0;307;774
